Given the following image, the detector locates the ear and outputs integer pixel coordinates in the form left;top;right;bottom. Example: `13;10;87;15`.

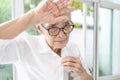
35;24;44;34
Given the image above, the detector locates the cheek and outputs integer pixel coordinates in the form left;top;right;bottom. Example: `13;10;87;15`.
55;35;69;47
67;34;70;39
46;35;55;45
65;34;70;41
46;34;70;48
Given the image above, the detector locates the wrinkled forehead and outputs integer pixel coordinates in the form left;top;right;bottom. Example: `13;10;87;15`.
44;20;71;28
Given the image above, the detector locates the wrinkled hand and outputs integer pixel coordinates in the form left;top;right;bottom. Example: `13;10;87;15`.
61;56;86;76
34;0;75;24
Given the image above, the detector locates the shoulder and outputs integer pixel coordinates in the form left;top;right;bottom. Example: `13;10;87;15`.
15;32;42;43
15;32;44;48
0;32;42;48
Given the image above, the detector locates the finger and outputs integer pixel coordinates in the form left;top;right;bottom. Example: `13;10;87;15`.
66;0;72;5
61;57;76;63
62;56;81;65
46;0;60;16
49;6;60;17
55;0;72;9
64;66;80;74
60;7;76;16
62;61;75;67
62;61;80;69
62;58;82;69
46;3;60;16
63;56;79;61
52;16;69;24
54;0;64;3
46;0;52;4
57;2;68;10
64;66;85;75
55;2;67;10
55;1;65;9
55;0;72;5
46;0;55;7
54;0;64;4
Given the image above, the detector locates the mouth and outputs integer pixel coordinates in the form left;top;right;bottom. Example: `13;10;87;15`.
55;40;66;43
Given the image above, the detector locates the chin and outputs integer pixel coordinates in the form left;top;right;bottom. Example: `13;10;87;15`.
54;40;68;48
56;44;67;49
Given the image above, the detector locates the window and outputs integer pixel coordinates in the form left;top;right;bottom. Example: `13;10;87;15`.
85;5;94;75
71;0;94;75
112;9;120;75
101;0;120;4
81;1;120;80
24;0;42;35
0;0;11;23
0;64;13;80
98;8;112;76
98;7;120;80
0;1;13;80
1;0;120;80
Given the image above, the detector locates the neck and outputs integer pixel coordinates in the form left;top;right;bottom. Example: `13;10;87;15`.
46;40;61;56
52;47;61;56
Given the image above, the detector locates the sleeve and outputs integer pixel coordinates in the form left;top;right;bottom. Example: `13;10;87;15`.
0;39;20;64
0;32;29;64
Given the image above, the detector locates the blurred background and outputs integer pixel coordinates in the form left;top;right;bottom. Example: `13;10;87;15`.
0;0;120;80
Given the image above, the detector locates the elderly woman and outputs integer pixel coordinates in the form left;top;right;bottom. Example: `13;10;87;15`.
0;0;93;80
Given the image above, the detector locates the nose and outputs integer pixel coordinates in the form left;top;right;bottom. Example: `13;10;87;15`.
58;29;66;37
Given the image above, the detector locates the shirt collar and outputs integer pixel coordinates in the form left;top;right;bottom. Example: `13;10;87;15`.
38;35;61;58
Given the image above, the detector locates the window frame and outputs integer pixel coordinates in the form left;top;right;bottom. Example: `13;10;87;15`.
98;1;120;80
78;0;120;80
11;0;24;18
11;0;24;80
